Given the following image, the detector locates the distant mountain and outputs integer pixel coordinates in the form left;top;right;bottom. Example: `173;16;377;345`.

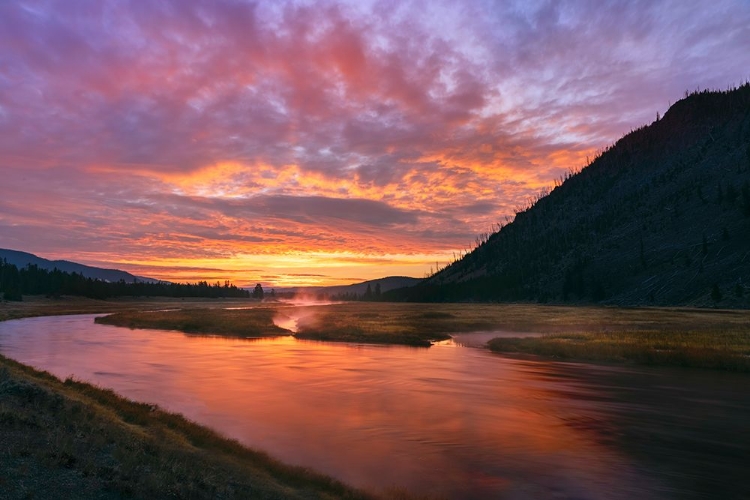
390;85;750;307
287;276;422;297
0;248;160;284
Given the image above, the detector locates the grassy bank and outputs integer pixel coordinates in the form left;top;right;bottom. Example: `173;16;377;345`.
0;295;258;322
488;330;750;371
0;354;370;499
0;297;375;499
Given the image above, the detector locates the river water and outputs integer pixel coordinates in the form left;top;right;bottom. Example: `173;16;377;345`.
1;314;748;499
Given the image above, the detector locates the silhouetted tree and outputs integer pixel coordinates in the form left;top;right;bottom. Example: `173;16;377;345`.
2;287;23;301
726;183;738;205
591;281;606;302
253;283;264;299
364;283;373;300
741;181;750;216
711;283;722;302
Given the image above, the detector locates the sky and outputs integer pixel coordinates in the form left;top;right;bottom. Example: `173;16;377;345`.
1;0;749;288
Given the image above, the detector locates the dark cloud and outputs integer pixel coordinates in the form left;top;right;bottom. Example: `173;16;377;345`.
227;195;422;227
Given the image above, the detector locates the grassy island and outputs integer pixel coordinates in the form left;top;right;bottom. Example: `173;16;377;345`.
95;302;472;347
488;330;750;372
95;307;289;338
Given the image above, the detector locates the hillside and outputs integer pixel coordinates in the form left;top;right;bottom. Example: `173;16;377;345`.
391;85;750;307
0;248;159;284
284;276;422;298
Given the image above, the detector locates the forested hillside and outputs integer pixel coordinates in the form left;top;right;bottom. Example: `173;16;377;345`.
0;260;249;300
391;85;750;307
0;248;157;283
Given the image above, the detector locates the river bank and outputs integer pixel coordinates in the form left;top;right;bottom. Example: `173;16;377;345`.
0;297;372;500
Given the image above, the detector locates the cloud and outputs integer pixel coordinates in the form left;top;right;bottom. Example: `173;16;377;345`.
213;194;423;227
1;0;749;285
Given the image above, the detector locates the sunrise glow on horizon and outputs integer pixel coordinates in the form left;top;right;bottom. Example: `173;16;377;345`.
1;0;749;288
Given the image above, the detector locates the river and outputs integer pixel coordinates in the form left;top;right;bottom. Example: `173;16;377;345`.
1;314;748;499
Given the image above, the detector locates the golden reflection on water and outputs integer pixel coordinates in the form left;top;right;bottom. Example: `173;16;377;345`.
0;314;670;498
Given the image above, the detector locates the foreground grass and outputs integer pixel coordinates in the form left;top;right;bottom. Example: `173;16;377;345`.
0;354;371;500
488;330;750;371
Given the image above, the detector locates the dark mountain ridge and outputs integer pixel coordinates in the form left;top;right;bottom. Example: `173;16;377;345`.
390;85;750;307
281;276;422;298
323;276;422;298
0;248;159;284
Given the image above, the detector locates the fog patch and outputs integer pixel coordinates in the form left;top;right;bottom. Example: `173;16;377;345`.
271;297;340;333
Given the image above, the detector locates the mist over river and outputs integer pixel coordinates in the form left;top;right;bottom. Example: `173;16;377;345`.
1;314;748;499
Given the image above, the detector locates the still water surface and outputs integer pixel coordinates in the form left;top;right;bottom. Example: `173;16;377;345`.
1;314;748;499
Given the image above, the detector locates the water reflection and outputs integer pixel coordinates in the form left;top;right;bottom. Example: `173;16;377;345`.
1;315;748;499
522;361;750;500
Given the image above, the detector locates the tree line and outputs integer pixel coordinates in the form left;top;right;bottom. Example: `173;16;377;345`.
331;282;382;301
0;260;250;301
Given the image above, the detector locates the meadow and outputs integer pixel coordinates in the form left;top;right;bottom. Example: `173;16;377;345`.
93;299;750;370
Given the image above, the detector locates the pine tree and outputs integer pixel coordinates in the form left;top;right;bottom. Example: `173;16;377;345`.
711;283;722;302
